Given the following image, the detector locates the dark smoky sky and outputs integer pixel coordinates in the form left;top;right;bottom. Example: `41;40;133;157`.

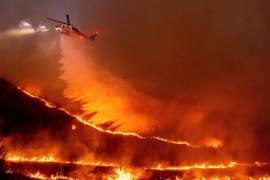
1;0;270;96
1;0;270;149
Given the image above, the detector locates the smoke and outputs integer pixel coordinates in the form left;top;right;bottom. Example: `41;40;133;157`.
0;0;270;165
59;36;153;133
0;28;34;39
0;19;76;109
0;20;49;39
58;0;270;162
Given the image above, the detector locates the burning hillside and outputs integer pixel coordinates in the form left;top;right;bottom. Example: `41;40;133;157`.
0;79;270;179
0;78;220;165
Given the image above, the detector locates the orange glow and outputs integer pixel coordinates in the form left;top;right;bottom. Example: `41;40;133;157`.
112;168;142;180
27;171;47;179
14;78;270;179
27;171;76;180
6;154;118;167
59;37;156;134
17;86;199;148
203;137;223;148
152;161;237;171
5;154;270;179
114;168;133;180
24;85;41;97
6;154;270;171
6;154;57;163
71;124;77;130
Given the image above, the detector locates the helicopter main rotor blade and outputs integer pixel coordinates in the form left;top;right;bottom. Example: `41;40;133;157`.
46;17;68;25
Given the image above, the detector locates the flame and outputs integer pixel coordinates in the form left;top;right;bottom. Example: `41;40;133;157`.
7;170;75;180
115;168;133;180
13;82;270;179
5;154;114;166
5;154;270;179
27;171;76;180
152;161;237;171
203;137;223;148
6;154;270;171
108;168;142;180
17;86;199;148
7;154;270;171
26;171;270;180
6;154;237;170
27;171;47;179
6;154;57;163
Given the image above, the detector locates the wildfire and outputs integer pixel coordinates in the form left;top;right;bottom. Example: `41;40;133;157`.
6;154;118;167
114;168;133;180
27;171;76;180
13;86;270;179
17;86;200;148
6;154;237;171
6;155;57;163
203;137;223;148
107;168;142;180
4;155;270;179
7;154;270;171
152;161;237;171
27;171;47;179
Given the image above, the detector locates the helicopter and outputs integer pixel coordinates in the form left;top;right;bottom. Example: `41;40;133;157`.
46;14;99;40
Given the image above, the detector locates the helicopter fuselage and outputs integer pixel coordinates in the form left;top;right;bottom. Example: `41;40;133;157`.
55;24;79;35
47;14;99;40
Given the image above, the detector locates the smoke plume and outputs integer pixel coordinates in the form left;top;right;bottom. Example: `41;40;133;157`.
0;20;49;39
